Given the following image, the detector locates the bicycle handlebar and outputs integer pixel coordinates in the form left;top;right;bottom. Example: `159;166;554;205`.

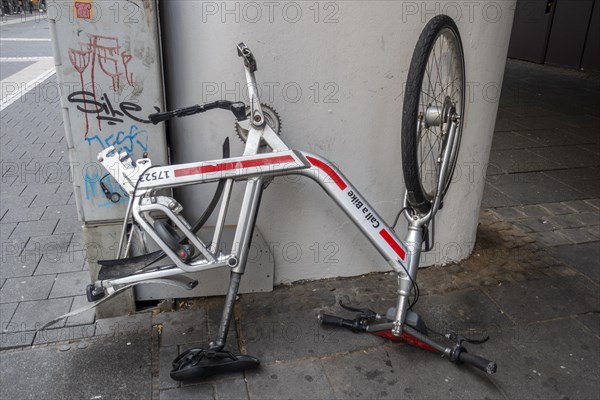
319;311;497;374
148;100;247;125
317;312;367;332
457;350;497;374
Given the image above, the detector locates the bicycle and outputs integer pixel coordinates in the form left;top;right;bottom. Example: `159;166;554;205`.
44;15;497;380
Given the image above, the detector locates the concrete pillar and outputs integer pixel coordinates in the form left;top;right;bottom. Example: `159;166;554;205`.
159;1;516;284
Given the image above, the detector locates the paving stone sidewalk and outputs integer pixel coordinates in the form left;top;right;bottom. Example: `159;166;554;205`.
0;76;94;349
1;60;599;399
0;211;598;399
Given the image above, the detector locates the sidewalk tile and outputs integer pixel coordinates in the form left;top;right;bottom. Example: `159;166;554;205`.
555;242;600;282
0;193;35;212
0;222;16;240
159;345;179;390
0;274;56;303
515;217;559;232
53;218;82;235
573;211;600;226
95;312;152;337
491;131;539;150
584;199;600;209
531;145;599;169
0;206;46;223
22;233;72;255
160;385;214;400
483;275;599;324
534;230;571;246
321;345;502;399
48;271;89;298
9;297;72;330
153;309;208;347
246;360;334;400
480;184;515;210
539;202;579;215
0;334;152;399
20;183;60;196
8;219;58;241
576;313;600;336
0;302;18;325
66;295;95;326
215;378;249;400
558;227;599;244
33;323;96;345
490;172;585;205
517;128;589;147
35;249;86;275
562;200;598;213
0;253;41;278
545;167;600;198
411;288;513;333
488;148;562;174
237;288;381;364
21;143;53;159
31;191;71;207
546;214;586;230
490;207;527;221
472;319;599;400
515;204;550;218
41;204;78;220
0;330;35;349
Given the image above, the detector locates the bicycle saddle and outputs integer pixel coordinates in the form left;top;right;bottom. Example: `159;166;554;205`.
171;348;260;381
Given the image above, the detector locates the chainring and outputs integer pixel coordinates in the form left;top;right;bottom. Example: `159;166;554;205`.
235;104;282;144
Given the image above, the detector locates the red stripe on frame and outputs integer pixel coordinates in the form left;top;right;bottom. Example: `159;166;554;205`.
379;229;406;260
306;156;347;190
174;155;295;177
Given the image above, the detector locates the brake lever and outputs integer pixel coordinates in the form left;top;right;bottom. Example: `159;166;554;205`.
446;333;490;346
338;300;379;319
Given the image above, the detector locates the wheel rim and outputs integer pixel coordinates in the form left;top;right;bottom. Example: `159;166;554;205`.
416;27;464;201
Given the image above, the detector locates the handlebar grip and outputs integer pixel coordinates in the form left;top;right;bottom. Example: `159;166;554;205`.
458;351;497;374
317;312;355;329
318;312;350;327
148;111;174;125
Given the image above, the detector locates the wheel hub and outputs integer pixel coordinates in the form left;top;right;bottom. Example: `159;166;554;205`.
424;96;454;128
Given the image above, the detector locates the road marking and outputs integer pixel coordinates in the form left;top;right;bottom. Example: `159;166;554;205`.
0;14;46;26
0;38;52;41
0;58;55;111
1;56;54;62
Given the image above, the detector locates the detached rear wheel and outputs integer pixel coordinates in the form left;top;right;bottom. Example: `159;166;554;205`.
401;15;465;215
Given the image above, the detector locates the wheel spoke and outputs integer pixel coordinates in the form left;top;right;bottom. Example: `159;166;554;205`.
404;20;464;209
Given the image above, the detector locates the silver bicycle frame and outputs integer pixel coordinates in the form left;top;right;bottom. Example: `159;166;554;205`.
95;43;459;338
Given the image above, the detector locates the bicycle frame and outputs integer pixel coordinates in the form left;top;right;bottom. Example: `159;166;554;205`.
41;39;500;379
92;42;457;347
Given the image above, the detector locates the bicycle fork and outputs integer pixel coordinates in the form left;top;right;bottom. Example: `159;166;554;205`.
392;220;424;336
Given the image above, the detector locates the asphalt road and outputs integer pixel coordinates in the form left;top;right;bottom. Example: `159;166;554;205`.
0;15;54;108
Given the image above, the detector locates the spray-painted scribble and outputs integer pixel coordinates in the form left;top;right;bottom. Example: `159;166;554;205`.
84;168;127;207
68;91;159;126
84;124;148;207
67;33;136;136
85;124;149;157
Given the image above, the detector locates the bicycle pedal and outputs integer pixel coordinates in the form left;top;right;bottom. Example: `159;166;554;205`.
171;348;260;382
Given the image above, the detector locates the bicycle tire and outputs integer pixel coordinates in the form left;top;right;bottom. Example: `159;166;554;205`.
401;15;465;214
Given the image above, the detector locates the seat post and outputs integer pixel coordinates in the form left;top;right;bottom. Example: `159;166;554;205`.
210;176;265;350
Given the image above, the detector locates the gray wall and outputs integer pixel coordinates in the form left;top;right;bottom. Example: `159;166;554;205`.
159;1;516;283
